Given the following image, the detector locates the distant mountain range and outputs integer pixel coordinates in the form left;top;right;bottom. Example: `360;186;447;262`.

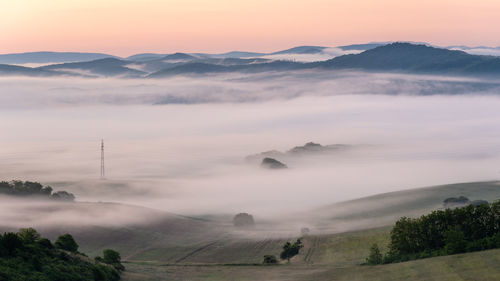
2;43;500;78
0;51;117;65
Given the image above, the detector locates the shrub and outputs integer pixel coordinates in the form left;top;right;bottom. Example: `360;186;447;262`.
263;255;278;264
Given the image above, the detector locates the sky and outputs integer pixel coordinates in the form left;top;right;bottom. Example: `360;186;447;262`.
1;0;500;57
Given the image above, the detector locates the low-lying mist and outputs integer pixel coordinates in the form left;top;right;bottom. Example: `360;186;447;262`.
2;71;500;230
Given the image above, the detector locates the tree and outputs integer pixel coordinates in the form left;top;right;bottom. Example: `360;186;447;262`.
17;228;41;244
1;232;23;256
102;249;124;271
262;255;278;265
366;244;383;265
55;234;79;252
233;213;255;228
280;239;303;262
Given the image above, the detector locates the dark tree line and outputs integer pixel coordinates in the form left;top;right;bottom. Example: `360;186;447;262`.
0;228;123;281
368;200;500;264
0;180;75;201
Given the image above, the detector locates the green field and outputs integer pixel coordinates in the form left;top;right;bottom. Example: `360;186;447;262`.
120;226;500;281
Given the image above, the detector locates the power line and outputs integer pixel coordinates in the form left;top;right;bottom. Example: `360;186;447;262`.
100;139;105;180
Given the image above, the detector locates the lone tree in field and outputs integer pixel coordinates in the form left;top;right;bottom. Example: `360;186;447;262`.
280;239;303;262
233;213;255;228
366;243;383;265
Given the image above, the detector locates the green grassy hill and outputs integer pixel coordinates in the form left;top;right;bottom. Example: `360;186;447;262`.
309;181;500;231
121;226;500;281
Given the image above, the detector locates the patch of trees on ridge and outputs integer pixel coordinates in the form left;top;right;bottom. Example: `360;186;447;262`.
0;180;75;201
0;228;123;281
367;199;500;265
443;196;488;209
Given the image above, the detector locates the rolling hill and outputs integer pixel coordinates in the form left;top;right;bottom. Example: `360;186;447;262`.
2;180;499;280
0;64;63;76
319;43;500;75
3;43;500;78
40;58;146;77
0;51;116;65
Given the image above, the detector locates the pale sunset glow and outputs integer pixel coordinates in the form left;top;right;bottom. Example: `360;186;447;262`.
1;0;500;56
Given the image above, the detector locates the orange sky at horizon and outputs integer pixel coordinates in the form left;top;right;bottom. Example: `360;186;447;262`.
1;0;500;56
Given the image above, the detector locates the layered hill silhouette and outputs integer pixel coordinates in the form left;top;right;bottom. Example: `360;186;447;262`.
0;51;116;65
40;58;146;77
3;43;500;77
318;42;500;75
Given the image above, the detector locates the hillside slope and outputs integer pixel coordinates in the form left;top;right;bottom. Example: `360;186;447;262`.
320;43;500;75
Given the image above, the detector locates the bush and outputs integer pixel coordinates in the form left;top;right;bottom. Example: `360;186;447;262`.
262;255;278;264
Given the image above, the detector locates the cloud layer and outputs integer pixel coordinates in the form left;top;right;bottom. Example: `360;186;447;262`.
1;72;500;224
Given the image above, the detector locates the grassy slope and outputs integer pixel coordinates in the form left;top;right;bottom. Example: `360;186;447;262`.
4;181;498;279
117;181;500;280
117;181;500;265
121;226;500;281
310;181;500;231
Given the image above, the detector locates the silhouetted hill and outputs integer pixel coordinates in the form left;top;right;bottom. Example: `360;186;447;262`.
338;43;387;51
0;64;62;76
0;51;116;64
209;51;266;58
40;58;145;77
4;43;500;78
163;52;197;61
272;46;326;55
320;43;500;75
126;53;166;61
148;60;302;77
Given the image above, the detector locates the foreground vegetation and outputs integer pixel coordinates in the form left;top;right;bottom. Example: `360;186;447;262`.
366;200;500;264
0;228;123;281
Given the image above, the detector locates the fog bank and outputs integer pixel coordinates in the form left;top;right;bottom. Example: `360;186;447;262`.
1;72;500;221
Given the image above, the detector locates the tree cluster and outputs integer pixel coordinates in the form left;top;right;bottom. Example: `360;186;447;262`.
369;200;500;264
0;228;122;281
443;196;488;208
0;180;75;201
